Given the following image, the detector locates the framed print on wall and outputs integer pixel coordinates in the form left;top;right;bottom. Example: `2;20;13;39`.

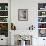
18;9;28;21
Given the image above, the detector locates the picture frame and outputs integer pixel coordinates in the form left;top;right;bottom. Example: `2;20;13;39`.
18;9;28;21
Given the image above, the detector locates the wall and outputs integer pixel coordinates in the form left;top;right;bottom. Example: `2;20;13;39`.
11;0;38;30
11;0;46;30
11;0;46;46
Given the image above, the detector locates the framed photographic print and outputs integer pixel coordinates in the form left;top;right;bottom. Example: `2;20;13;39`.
18;9;28;21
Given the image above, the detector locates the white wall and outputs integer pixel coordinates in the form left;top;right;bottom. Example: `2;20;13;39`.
11;0;46;30
11;0;38;30
11;0;46;46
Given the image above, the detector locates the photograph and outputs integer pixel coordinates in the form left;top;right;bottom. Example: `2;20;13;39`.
18;9;28;21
